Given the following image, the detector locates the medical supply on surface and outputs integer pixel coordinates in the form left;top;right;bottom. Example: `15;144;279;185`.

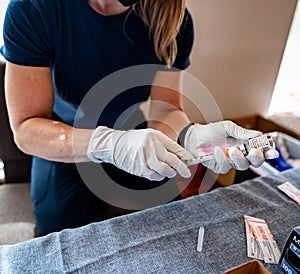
244;215;281;264
196;226;204;252
186;133;276;166
279;226;300;274
278;182;300;206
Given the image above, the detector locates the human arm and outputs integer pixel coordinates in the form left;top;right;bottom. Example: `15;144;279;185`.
147;70;279;174
5;62;192;180
148;70;191;141
5;62;93;163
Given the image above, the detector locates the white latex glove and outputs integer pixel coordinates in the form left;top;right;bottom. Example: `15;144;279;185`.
183;121;279;174
87;126;193;181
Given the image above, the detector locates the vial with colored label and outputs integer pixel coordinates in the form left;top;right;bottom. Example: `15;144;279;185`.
186;133;276;166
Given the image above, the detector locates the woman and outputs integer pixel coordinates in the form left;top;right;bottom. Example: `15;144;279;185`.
1;0;269;235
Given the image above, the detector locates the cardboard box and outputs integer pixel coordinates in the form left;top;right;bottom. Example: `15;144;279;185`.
231;114;299;140
223;260;270;274
279;226;300;274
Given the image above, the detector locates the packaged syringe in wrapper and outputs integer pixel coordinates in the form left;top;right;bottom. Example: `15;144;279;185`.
279;226;300;274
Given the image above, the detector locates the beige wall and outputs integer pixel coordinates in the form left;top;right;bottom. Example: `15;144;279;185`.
185;0;297;123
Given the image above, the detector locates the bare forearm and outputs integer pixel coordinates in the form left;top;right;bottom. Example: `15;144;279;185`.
149;70;191;141
148;106;190;141
14;117;93;163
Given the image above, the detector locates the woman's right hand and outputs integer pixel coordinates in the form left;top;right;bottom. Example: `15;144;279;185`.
88;127;192;181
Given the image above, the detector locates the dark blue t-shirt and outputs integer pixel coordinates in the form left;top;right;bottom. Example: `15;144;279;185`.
0;0;194;229
1;0;194;128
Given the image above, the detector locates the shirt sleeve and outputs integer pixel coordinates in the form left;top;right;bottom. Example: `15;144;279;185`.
173;8;194;70
0;0;51;66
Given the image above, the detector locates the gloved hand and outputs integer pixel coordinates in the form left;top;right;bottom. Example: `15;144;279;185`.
182;121;279;174
87;126;193;181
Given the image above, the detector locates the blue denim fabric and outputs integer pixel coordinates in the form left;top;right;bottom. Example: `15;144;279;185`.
1;168;300;273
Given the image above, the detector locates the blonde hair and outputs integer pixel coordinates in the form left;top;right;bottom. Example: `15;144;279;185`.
134;0;186;68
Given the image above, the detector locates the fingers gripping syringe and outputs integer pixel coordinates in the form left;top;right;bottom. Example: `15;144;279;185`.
185;133;276;166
